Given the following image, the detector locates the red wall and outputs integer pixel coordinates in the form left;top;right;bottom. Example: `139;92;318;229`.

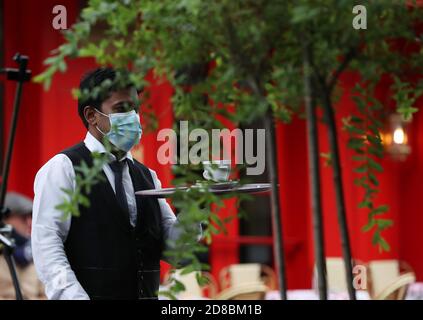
2;0;423;290
399;96;423;279
276;118;313;289
3;0;85;196
315;72;423;281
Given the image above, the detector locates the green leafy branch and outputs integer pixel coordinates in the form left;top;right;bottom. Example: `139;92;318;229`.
345;84;390;251
392;76;423;121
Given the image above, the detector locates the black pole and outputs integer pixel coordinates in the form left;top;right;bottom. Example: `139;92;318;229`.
0;54;29;206
0;0;5;170
263;109;288;300
320;90;356;300
0;53;31;300
303;43;327;300
246;74;288;300
0;78;24;204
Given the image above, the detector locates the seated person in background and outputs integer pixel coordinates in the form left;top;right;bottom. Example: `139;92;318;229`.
0;192;45;300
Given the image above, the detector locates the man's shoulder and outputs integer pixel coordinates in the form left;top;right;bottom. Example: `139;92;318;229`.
34;153;74;183
35;142;86;177
58;142;92;167
59;142;88;157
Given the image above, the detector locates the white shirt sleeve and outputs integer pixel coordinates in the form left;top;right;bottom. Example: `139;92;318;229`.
32;154;90;300
148;169;203;251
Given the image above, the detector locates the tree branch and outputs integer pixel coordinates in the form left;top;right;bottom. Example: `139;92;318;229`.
327;46;358;93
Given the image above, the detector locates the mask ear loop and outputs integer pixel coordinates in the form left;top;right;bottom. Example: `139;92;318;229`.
83;106;110;135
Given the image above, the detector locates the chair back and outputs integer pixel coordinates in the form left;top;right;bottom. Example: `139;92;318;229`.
312;257;353;292
326;257;348;292
368;260;400;298
220;263;262;289
229;263;262;286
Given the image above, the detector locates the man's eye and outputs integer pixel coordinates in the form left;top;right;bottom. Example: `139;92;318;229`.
117;105;130;112
123;104;135;111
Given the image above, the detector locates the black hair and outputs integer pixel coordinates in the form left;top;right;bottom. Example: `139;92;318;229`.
78;67;117;128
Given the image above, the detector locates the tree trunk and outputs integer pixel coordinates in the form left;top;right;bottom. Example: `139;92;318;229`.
263;109;288;300
320;90;356;300
303;43;327;300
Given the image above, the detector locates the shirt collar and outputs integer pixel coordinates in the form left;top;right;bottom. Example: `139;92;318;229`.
84;131;134;162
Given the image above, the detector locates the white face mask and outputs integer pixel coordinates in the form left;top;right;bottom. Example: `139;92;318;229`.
95;109;143;152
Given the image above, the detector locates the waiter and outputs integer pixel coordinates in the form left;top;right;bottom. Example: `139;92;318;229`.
32;67;199;300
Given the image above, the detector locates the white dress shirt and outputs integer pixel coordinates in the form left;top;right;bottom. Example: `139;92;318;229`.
32;132;196;300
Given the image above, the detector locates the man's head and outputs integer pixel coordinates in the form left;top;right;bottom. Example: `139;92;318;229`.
4;192;33;238
78;67;140;137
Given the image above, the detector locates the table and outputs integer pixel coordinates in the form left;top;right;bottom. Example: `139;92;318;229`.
265;283;423;300
158;284;423;300
265;290;370;300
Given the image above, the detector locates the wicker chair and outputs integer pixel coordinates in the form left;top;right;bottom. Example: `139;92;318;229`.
219;263;277;291
163;269;218;299
214;282;268;300
374;272;416;300
312;258;365;293
366;260;414;299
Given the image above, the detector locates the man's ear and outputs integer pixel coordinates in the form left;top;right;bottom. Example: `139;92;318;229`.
84;106;98;127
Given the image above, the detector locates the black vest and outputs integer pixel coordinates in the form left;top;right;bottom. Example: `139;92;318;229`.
60;142;163;300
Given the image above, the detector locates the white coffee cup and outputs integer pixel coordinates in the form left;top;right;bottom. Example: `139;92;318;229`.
202;160;231;182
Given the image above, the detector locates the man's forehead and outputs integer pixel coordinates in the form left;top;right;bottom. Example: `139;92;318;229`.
107;87;139;103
